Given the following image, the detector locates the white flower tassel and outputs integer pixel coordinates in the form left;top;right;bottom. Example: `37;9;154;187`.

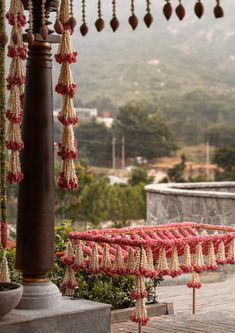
227;239;235;264
207;241;218;270
101;244;111;272
88;243;100;273
193;243;205;273
170;246;182;277
157;247;169;276
0;250;11;282
126;247;136;275
217;241;226;265
113;245;125;274
73;241;85;270
181;243;193;272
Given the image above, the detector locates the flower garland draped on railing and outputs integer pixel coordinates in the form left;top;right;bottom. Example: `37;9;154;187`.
5;0;26;184
0;0;10;283
60;222;235;328
55;0;78;190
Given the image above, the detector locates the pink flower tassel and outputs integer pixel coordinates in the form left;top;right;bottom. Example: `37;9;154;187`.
87;243;100;274
58;159;78;190
61;241;74;266
6;85;23;123
126;247;136;275
181;243;194;273
7;151;24;184
170;246;182;277
187;271;202;289
72;241;86;270
6;0;26;27
56;64;77;98
206;241;218;270
60;266;78;296
131;275;148;300
6;122;24;151
227;239;235;264
217;241;226;265
58;125;78;160
112;245;126;275
55;30;77;64
0;250;11;283
129;298;149;326
157;247;170;276
101;244;111;273
193;243;206;273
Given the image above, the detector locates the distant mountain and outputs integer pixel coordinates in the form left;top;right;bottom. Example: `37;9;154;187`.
57;0;235;109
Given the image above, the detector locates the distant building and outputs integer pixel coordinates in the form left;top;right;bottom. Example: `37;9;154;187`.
77;108;98;120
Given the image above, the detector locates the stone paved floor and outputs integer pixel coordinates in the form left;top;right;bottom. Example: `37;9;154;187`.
111;274;235;333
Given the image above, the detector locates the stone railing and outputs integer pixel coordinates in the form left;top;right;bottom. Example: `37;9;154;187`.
145;182;235;227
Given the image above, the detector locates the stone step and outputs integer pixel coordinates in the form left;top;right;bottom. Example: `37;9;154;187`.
0;298;111;333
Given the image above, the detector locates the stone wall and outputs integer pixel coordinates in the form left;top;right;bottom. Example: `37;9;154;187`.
145;182;235;226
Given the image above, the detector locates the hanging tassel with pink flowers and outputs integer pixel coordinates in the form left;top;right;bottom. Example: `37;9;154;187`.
55;0;78;190
5;0;26;184
187;271;202;289
206;241;218;270
217;240;226;265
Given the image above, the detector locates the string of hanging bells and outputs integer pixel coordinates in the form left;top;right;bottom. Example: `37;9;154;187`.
79;0;224;35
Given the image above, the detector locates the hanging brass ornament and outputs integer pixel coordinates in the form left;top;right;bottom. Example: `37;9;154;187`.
28;33;35;45
144;13;153;28
80;0;88;36
214;0;224;18
80;23;88;36
95;0;105;32
40;25;49;39
110;17;119;32
95;18;105;32
54;19;64;34
0;32;9;46
163;0;173;20
129;15;138;30
175;0;185;20
27;0;35;44
194;0;204;18
110;0;119;32
68;17;77;29
129;0;138;30
144;0;153;28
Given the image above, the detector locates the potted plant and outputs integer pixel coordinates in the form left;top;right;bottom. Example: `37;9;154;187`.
0;282;23;318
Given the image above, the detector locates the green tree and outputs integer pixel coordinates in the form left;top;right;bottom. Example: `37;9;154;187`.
129;167;154;186
113;104;177;160
75;120;112;167
204;124;235;148
166;154;186;182
214;146;235;181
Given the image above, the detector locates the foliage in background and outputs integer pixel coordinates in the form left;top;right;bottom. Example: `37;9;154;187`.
214;146;235;181
55;164;149;227
113;104;177;160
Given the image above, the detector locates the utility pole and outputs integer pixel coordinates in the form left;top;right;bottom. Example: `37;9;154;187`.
112;137;116;169
121;136;125;169
206;141;210;180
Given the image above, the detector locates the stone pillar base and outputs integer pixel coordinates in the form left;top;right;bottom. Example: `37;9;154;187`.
16;281;62;310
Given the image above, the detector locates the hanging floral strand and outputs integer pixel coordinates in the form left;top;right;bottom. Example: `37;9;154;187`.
55;0;78;190
0;0;10;283
5;0;26;184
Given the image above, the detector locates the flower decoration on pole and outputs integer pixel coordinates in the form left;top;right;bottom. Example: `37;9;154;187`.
0;0;10;283
55;0;78;190
5;0;26;184
60;222;235;331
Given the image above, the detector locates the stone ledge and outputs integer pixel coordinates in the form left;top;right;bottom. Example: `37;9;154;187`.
111;302;173;323
0;298;111;333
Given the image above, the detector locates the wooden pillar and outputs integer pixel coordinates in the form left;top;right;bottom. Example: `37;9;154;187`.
16;0;59;280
